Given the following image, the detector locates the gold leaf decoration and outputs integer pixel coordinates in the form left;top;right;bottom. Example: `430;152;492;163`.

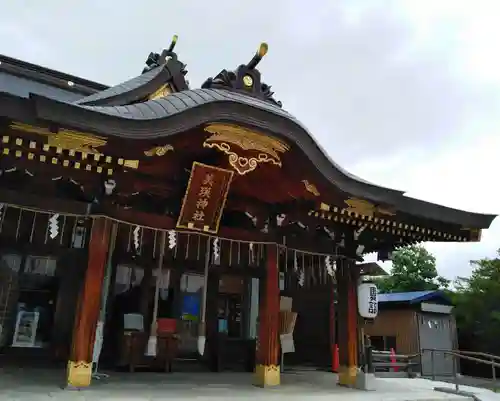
8;122;138;172
302;180;320;196
144;144;174;157
320;203;330;211
123;160;139;169
344;198;376;217
377;207;396;216
10;122;106;155
148;84;172;100
203;123;289;175
344;198;397;217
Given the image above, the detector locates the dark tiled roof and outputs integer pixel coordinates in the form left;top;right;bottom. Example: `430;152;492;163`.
0;54;107;97
75;66;168;106
35;87;402;193
2;54;495;231
74;89;389;187
0;71;84;101
28;88;497;229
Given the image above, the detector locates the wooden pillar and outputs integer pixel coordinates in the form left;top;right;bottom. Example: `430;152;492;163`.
254;243;280;387
336;259;359;387
66;218;113;388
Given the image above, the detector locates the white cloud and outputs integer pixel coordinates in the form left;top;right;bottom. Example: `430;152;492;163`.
391;0;500;86
357;131;499;279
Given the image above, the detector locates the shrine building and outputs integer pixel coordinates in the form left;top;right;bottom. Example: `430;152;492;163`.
0;37;495;389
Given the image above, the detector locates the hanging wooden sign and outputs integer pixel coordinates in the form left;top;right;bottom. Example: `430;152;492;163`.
176;162;234;234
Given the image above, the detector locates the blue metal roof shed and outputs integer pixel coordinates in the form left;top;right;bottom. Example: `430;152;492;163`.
378;290;452;305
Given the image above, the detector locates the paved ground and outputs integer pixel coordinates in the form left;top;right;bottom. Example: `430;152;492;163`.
1;367;499;401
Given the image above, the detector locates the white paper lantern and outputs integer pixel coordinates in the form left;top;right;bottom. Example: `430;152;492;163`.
358;282;378;319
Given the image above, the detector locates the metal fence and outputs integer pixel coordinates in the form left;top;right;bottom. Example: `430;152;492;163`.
421;348;500;394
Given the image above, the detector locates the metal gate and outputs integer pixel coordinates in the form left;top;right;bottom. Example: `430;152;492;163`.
418;313;455;376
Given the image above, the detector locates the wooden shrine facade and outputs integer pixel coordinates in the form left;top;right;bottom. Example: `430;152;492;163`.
0;38;496;388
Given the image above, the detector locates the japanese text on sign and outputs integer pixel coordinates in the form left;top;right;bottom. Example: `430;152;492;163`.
192;173;214;222
368;286;378;315
176;162;234;234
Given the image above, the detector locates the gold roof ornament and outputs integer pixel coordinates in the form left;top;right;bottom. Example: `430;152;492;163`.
203;123;289;176
302;180;320;196
344;198;376;217
144;144;174;157
243;75;254;87
148;84;173;100
247;42;268;70
6;122;139;174
10;122;106;155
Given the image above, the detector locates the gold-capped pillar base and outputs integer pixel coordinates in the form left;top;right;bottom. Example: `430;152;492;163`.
338;365;358;387
67;360;92;388
254;364;280;387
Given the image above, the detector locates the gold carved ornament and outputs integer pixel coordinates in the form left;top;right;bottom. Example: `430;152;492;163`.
148;84;173;100
344;197;395;217
203;123;290;176
10;122;106;155
318;198;469;242
338;365;358;387
320;198;396;219
67;360;92;387
8;122;140;174
243;75;254;87
144;144;174;157
302;180;320;196
254;364;280;387
344;198;376;217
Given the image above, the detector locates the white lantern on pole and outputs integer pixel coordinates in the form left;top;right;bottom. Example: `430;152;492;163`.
358;282;378;319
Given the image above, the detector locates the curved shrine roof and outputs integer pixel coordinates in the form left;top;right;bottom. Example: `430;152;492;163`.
29;88;495;229
0;42;496;232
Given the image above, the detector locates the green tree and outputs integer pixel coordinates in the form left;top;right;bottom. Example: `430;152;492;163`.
375;245;449;293
453;250;500;355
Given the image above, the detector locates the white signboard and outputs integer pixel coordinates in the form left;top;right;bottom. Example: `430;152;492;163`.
421;302;453;314
358;282;378;319
12;310;40;348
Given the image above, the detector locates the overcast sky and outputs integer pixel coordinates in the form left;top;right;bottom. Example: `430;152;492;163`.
0;0;498;279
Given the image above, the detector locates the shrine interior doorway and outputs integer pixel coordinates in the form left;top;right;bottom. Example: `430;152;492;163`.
0;251;85;367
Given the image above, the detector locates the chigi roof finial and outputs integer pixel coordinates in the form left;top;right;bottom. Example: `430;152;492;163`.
158;34;179;63
142;34;181;74
201;42;282;107
247;42;268;70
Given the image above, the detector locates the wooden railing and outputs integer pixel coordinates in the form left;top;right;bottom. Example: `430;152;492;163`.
371;350;420;376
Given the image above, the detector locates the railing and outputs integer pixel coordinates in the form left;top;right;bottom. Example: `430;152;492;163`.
422;348;500;394
371;350;420;376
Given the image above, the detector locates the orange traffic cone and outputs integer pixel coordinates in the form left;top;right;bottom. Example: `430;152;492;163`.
390;348;398;372
332;344;339;372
